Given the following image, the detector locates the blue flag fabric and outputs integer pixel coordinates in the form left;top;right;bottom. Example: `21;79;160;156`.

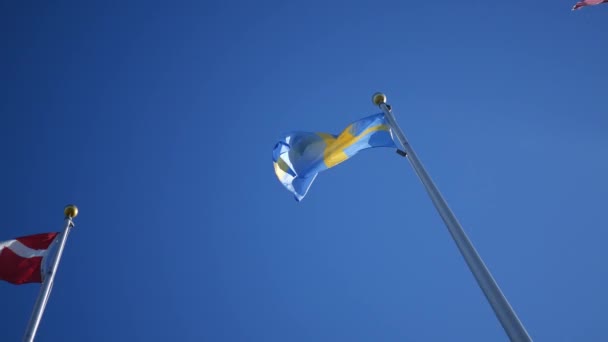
273;113;396;201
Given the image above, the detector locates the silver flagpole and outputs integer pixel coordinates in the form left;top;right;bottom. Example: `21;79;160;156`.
373;93;531;342
23;204;78;342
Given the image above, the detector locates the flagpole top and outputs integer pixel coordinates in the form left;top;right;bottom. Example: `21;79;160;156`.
64;205;78;219
372;92;387;106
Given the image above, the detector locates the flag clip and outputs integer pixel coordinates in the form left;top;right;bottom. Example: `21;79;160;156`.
396;150;407;157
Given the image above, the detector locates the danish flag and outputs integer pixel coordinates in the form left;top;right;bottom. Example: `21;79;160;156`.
0;233;59;285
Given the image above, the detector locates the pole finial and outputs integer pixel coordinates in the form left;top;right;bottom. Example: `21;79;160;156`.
64;205;78;219
372;92;387;106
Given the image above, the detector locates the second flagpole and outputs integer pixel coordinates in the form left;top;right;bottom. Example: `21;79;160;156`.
373;93;532;342
22;205;78;342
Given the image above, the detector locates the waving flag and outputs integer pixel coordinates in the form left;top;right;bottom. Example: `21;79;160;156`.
273;113;396;201
0;232;58;285
572;0;608;10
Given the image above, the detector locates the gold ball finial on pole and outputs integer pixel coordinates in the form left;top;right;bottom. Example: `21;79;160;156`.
64;204;78;219
372;92;387;106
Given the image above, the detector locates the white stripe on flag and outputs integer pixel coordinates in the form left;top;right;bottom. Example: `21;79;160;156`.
0;240;50;258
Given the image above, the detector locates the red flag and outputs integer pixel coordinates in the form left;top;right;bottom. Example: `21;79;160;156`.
0;233;59;285
572;0;608;10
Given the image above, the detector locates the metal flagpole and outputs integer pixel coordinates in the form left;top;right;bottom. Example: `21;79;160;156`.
373;93;531;342
23;204;78;342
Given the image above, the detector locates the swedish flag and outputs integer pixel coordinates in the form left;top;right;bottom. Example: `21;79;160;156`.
273;113;396;201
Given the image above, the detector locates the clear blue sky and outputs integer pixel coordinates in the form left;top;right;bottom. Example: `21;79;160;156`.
1;1;607;341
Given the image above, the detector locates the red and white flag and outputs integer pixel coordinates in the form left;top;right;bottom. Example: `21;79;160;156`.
0;233;59;285
572;0;608;10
